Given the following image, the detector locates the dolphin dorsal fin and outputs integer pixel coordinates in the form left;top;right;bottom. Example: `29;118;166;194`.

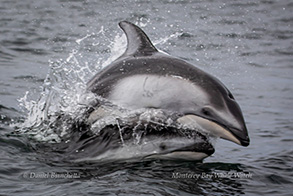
119;21;158;57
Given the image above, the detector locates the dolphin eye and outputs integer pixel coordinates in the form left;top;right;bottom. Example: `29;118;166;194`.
228;92;234;100
202;108;211;116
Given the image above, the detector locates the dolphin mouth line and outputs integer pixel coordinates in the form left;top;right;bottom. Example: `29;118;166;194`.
144;151;211;161
220;125;249;146
169;143;215;156
176;114;245;146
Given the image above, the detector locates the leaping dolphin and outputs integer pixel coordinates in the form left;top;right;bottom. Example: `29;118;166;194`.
85;21;249;160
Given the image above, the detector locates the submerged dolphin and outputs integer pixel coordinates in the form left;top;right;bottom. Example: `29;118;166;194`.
85;21;249;160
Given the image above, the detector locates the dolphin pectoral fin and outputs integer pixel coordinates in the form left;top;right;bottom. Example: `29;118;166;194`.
176;115;243;146
119;21;158;57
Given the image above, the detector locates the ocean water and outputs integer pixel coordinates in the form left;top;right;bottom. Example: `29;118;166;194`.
0;0;292;195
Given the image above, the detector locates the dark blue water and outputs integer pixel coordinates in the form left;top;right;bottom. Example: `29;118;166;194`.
1;0;292;195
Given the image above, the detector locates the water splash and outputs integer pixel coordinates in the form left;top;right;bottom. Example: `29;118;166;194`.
16;22;191;146
153;31;183;46
116;119;125;146
16;27;113;142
